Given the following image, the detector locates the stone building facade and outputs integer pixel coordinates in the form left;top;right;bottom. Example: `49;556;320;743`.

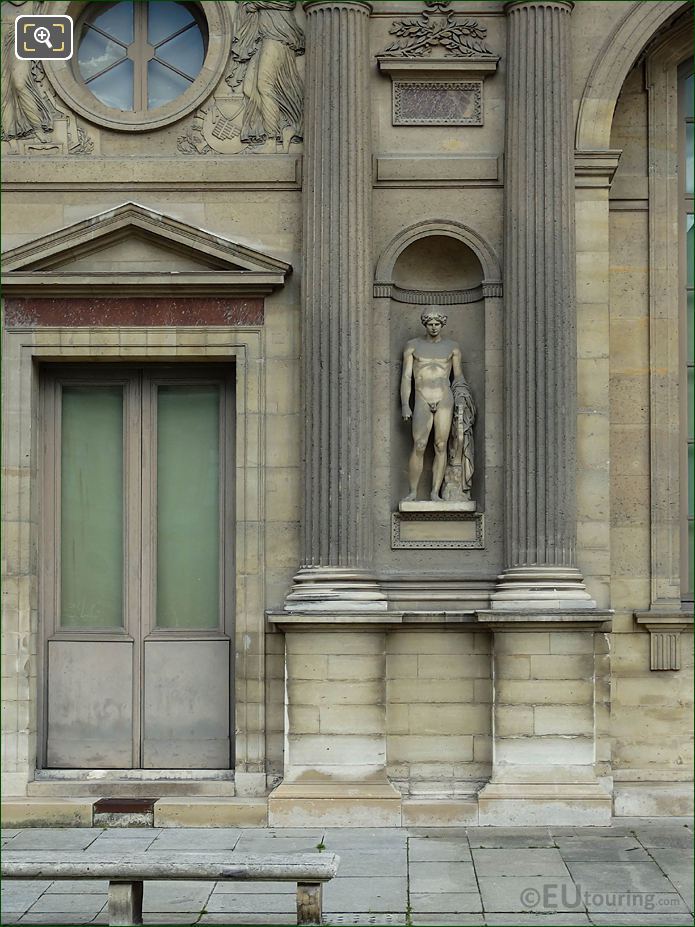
1;0;693;827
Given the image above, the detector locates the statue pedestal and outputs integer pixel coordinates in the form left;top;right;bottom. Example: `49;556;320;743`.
399;499;476;513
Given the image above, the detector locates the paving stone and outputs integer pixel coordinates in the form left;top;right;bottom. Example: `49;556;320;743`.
142;880;215;913
409;861;478;893
409;838;472;862
478;876;584;913
323;876;407;913
632;827;694;849
566;861;680;895
205;892;295;914
485;916;592;926
9;829;101;851
199;916;294;925
407;828;469;839
589;916;695;926
45;880;109;893
412;916;484;926
584;894;690;915
467;828;555;848
409;892;483;914
148;828;242;851
326;915;406;925
333;849;407;878
555;837;650;861
1;829;21;840
27;893;107;914
17;915;99;924
0;882;52;913
85;835;160;853
473;848;570;877
141;915;200;924
647;847;695;907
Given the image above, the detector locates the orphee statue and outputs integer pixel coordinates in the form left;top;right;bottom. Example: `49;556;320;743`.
227;1;304;148
400;309;476;505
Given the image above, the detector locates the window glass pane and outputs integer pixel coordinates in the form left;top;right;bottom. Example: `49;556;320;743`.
87;58;134;111
156;386;220;629
78;27;126;81
148;1;194;45
687;214;694;288
685;73;694;119
147;59;192;109
61;387;124;629
157;27;204;80
686;123;694;196
91;1;133;44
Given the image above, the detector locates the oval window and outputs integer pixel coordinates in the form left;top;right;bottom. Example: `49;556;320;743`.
76;1;207;113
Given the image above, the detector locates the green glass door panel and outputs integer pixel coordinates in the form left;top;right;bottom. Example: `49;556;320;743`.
156;386;220;629
60;387;124;628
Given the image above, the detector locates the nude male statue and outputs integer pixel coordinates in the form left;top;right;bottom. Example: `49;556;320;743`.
401;309;463;502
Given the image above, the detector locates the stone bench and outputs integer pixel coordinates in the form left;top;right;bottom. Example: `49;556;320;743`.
1;851;340;926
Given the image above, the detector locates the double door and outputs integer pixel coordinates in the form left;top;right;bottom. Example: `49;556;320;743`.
41;365;234;769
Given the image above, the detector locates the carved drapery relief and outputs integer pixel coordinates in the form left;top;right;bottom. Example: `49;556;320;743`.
400;309;476;512
1;6;94;155
178;0;304;155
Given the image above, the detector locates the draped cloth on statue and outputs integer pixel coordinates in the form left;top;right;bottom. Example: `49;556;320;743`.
231;1;304;145
1;33;53;141
443;374;476;502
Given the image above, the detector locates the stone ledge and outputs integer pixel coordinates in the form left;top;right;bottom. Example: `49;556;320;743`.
154;798;268;828
614;782;694;818
268;780;402;828
1;799;93;828
402;798;479;827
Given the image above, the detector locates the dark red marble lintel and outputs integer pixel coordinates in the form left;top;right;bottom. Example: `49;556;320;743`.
4;297;264;327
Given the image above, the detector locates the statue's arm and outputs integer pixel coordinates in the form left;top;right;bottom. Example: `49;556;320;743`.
401;344;415;420
452;344;463;380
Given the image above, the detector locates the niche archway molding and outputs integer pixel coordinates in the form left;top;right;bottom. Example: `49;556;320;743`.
374;219;502;305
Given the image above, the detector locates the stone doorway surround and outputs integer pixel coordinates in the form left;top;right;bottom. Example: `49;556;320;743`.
1;203;291;802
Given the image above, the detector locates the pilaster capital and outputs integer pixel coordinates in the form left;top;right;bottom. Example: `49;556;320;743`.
504;0;573;15
303;1;372;14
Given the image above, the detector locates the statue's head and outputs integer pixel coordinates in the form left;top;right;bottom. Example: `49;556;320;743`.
421;308;447;337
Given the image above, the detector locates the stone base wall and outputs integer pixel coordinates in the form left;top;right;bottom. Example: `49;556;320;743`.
386;631;492;797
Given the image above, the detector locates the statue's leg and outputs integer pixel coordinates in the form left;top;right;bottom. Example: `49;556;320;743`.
406;399;433;500
432;399;454;500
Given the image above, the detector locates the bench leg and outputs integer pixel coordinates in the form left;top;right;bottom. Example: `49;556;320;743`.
297;881;322;926
108;880;143;926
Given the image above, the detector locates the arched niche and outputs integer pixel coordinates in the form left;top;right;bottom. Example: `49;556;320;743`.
371;221;503;575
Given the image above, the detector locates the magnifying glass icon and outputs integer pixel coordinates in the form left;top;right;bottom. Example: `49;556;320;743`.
33;25;52;49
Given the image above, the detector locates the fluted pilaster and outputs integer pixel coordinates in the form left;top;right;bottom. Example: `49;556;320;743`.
493;0;593;608
287;1;383;609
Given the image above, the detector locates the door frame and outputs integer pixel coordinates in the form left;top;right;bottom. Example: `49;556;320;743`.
39;363;236;770
9;327;267;792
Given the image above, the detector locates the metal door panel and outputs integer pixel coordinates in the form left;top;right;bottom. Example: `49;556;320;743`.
142;639;230;768
46;640;133;768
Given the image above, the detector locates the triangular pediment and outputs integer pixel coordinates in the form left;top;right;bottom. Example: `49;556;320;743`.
1;202;291;296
